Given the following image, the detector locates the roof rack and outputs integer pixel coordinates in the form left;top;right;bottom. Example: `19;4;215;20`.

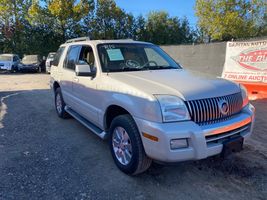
65;37;90;43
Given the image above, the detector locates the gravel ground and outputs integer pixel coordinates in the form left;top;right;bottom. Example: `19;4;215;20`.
0;73;266;200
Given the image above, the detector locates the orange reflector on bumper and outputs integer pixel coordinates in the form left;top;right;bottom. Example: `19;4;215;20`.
142;132;159;142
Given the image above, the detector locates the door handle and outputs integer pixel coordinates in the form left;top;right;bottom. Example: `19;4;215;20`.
73;77;79;82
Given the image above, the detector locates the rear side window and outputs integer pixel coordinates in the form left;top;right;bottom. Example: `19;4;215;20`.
53;47;65;66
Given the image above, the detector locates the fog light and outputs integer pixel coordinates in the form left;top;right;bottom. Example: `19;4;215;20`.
170;139;188;150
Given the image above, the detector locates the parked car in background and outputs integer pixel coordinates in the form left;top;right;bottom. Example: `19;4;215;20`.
18;55;42;73
45;52;56;73
0;54;20;72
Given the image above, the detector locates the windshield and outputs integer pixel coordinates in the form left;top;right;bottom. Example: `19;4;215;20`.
0;55;12;61
97;43;181;72
22;55;38;62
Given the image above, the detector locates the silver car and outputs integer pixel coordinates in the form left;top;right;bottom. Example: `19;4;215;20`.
50;37;255;175
0;54;20;72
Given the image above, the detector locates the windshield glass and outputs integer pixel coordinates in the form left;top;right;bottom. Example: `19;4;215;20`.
97;43;181;72
22;55;38;62
0;55;12;61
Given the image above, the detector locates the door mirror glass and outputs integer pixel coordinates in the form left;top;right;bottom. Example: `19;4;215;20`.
75;63;96;77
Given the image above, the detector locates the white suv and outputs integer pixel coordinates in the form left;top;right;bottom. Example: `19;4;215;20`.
50;37;255;175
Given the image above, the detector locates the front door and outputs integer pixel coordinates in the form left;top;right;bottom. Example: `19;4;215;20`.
72;45;100;126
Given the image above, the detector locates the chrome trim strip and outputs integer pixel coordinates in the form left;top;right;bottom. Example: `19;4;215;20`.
204;116;251;136
206;125;249;143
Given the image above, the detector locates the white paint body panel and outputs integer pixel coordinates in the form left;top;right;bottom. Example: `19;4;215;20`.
50;39;255;162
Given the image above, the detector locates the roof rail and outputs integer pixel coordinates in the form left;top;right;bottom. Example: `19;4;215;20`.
65;37;90;43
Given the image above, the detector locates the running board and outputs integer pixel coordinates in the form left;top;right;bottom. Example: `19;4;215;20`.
65;106;107;139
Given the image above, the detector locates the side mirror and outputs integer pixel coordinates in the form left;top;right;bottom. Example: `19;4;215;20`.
75;64;96;77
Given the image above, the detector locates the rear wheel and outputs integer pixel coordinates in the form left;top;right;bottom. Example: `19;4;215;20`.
55;88;70;118
109;114;152;175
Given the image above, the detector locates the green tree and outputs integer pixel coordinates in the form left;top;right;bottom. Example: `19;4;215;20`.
86;0;134;39
0;0;31;54
133;15;147;41
145;11;196;44
29;0;94;39
195;0;267;41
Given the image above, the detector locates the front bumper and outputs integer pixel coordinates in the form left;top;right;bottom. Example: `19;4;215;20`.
0;66;11;70
134;103;255;162
19;66;39;72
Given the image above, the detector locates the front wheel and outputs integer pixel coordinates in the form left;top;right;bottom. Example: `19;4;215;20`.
10;65;16;73
109;114;152;175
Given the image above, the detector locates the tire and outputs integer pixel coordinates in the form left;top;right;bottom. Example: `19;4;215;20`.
11;65;16;73
109;114;152;175
55;88;70;119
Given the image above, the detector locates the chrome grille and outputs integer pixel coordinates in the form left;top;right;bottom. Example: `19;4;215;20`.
185;93;243;125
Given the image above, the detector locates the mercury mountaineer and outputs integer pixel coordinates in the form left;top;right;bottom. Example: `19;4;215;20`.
50;37;255;175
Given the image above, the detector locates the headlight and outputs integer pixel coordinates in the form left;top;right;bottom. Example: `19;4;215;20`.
240;84;249;107
155;95;190;122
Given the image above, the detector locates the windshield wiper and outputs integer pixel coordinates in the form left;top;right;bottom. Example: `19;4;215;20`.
141;66;177;70
108;67;143;72
107;66;177;72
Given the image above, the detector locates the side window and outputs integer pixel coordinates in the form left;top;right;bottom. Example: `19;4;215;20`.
78;45;95;67
145;48;169;66
13;56;19;62
64;46;80;70
53;47;66;66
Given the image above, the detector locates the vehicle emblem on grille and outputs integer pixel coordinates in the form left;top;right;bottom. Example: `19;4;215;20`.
218;99;229;115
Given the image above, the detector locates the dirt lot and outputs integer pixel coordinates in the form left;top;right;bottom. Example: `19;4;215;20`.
0;73;266;200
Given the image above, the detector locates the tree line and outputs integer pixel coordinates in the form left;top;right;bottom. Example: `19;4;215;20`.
0;0;266;57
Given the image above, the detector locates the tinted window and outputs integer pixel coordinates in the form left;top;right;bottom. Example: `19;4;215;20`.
64;46;80;70
53;47;65;66
78;46;95;67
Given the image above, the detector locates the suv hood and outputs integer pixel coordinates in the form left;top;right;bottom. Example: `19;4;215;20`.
108;69;240;101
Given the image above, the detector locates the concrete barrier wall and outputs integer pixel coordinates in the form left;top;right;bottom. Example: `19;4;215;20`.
161;42;227;77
